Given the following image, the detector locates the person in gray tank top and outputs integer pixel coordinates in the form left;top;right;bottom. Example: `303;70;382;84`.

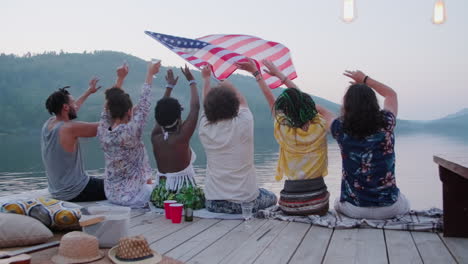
41;78;106;202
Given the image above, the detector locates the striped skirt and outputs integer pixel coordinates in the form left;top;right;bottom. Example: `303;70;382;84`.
279;177;329;216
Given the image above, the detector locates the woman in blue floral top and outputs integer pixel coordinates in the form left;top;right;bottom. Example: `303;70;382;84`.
331;70;410;219
97;61;161;208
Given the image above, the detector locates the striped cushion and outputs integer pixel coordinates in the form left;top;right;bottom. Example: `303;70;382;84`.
279;178;329;216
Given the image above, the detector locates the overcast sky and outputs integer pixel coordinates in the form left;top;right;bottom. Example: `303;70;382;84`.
2;0;467;120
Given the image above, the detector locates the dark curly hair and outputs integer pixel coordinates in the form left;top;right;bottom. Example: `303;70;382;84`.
155;97;183;131
105;87;125;100
203;83;240;123
45;86;71;115
342;84;385;139
107;90;133;120
274;88;318;128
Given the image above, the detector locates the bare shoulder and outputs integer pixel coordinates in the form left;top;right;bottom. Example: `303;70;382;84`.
46;117;57;130
153;132;189;147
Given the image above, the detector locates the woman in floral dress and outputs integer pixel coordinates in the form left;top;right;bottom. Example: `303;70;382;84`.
331;70;410;219
97;61;161;208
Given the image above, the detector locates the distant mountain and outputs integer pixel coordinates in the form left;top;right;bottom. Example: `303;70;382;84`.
0;51;465;140
424;112;468;136
0;51;340;135
442;108;468;120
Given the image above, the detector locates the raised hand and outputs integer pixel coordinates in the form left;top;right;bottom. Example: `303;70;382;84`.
262;59;282;77
148;60;161;76
87;77;101;94
201;65;211;79
165;69;179;86
180;64;194;81
117;63;129;79
343;70;366;85
235;58;258;74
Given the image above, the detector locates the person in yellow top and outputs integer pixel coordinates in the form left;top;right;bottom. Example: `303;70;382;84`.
236;59;335;216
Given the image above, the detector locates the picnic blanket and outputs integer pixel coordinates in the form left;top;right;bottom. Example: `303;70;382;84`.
1;190;443;232
95;199;245;220
257;205;443;232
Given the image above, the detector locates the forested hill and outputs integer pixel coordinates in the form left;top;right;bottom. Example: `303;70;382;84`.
0;51;338;135
0;51;466;139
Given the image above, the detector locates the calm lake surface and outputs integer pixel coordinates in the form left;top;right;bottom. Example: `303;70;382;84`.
1;133;467;210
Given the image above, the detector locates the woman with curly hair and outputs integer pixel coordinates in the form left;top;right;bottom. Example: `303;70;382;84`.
237;59;335;216
199;65;277;214
331;70;410;219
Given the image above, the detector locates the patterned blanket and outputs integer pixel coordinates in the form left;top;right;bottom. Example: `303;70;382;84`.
257;205;443;232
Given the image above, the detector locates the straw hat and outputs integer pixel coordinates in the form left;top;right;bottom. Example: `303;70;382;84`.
52;231;104;264
108;235;162;264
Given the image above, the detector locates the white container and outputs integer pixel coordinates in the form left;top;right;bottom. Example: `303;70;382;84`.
82;205;130;248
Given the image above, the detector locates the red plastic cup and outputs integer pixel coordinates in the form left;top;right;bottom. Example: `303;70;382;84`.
164;200;177;219
169;203;184;224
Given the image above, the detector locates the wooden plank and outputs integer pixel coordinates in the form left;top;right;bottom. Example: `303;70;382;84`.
129;212;164;228
165;220;242;262
187;219;267;264
434;154;468;179
253;222;310;264
25;246;183;264
439;234;468;263
137;218;199;244
324;228;387;264
385;230;422;264
289;225;333;264
220;220;289;264
151;218;220;254
411;231;456;264
129;214;185;236
130;209;148;218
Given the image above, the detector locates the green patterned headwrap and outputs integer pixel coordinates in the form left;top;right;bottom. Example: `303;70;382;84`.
274;88;318;128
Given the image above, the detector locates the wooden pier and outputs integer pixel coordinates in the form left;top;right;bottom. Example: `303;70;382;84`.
8;203;466;264
2;184;468;263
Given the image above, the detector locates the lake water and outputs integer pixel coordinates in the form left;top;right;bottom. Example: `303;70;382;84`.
1;133;467;210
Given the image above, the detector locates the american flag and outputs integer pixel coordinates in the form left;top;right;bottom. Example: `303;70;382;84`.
145;31;297;89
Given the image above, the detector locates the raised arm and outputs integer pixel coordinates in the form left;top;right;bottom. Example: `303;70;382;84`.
131;61;161;138
65;121;99;138
145;61;161;86
236;59;275;110
75;77;101;112
60;121;99;152
261;59;335;129
178;65;200;142
262;59;298;89
202;65;212;98
163;69;179;98
114;63;129;89
344;70;398;116
316;105;336;132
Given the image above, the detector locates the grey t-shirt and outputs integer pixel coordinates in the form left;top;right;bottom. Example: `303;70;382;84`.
41;118;89;200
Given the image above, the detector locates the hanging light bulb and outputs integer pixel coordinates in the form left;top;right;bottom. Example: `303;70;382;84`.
432;0;447;24
342;0;356;23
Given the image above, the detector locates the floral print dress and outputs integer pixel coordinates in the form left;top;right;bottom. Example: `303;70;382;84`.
97;83;153;206
331;111;400;207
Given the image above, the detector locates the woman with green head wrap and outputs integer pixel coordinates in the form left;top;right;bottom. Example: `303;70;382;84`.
236;59;336;216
